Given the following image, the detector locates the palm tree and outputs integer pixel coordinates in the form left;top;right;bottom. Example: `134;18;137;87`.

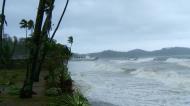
0;0;6;63
20;0;70;98
68;36;73;51
20;19;28;38
27;20;34;34
34;0;69;82
20;0;47;98
20;19;34;38
33;0;55;82
19;19;29;58
50;0;69;40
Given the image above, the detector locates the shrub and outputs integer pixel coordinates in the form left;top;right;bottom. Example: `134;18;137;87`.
48;91;90;106
45;65;73;94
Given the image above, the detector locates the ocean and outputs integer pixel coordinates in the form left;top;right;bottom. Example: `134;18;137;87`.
68;57;190;106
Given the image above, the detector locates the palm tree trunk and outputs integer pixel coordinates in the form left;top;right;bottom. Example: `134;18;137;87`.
50;0;69;41
70;43;72;52
25;28;28;56
31;29;33;35
26;28;28;38
33;0;55;81
34;0;70;81
20;0;46;98
0;0;6;63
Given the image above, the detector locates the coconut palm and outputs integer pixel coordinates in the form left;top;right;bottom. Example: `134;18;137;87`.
20;0;47;98
27;20;34;34
33;0;55;82
50;0;69;40
20;0;70;98
68;36;73;51
0;0;6;62
34;0;69;82
20;19;28;38
0;0;6;40
0;14;7;26
20;19;34;38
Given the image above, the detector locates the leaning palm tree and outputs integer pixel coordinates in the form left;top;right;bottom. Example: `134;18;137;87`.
50;0;69;40
68;36;73;51
20;19;28;38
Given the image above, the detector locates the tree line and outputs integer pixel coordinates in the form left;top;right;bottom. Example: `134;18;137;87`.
0;0;77;98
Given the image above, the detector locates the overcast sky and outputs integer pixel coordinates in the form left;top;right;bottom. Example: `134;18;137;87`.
2;0;190;53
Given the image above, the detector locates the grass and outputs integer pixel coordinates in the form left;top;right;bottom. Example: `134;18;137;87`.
0;69;25;85
0;69;49;106
0;68;90;106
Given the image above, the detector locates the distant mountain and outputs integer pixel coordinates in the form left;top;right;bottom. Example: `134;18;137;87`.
82;47;190;58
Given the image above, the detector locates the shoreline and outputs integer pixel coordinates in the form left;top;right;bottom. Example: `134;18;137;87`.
90;100;119;106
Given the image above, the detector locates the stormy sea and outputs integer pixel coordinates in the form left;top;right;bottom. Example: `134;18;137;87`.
68;57;190;106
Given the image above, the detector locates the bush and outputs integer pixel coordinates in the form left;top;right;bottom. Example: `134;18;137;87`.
48;91;90;106
45;65;73;93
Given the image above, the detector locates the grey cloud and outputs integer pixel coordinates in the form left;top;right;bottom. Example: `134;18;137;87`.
2;0;190;53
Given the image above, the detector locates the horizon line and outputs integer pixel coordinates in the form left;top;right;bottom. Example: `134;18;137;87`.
74;46;190;54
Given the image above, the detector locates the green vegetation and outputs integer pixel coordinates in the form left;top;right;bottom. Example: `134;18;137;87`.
48;92;90;106
0;69;25;85
0;0;90;105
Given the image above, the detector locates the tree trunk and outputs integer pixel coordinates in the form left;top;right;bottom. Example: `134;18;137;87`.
25;28;28;55
34;0;70;82
26;28;28;38
0;0;6;63
33;0;55;82
50;0;69;41
20;0;46;98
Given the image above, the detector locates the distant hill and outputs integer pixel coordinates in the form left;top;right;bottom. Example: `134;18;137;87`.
81;47;190;58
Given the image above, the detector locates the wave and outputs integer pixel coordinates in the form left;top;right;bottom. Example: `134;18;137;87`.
130;68;190;91
166;58;190;63
70;59;190;106
109;60;129;64
93;61;124;73
110;58;154;64
136;58;154;63
166;58;190;68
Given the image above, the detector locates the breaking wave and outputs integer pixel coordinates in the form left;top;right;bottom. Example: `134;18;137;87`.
69;57;190;106
131;68;190;91
166;58;190;68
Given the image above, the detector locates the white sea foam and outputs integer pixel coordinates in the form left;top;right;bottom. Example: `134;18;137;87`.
166;58;190;68
135;58;154;63
110;60;130;64
131;68;190;91
109;58;154;64
69;58;190;106
166;58;190;63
